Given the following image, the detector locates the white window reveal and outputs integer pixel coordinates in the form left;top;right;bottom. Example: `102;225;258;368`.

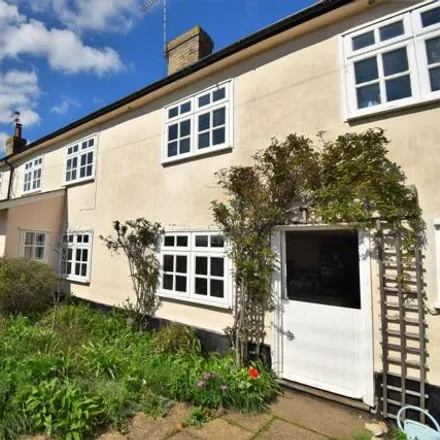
23;156;43;193
159;231;230;308
61;231;93;283
164;81;232;162
20;230;47;261
0;172;3;197
65;136;96;184
342;0;440;118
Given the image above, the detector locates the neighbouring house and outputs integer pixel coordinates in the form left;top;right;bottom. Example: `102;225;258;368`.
1;0;439;421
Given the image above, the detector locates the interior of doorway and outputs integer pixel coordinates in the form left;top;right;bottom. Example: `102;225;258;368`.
285;229;361;309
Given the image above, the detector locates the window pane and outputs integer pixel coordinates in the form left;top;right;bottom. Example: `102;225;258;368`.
386;75;412;101
82;141;87;149
429;67;440;91
82;249;88;262
180;102;191;113
198;94;210;107
164;236;175;246
168;107;178;118
86;165;93;176
211;280;224;298
168;124;178;141
213;88;225;101
352;31;375;51
354;57;378;84
421;7;440;28
211;257;224;277
168;142;178;157
81;264;87;277
179;138;190;154
382;48;408;76
88;138;94;147
357;83;381;109
36;233;45;245
67;248;73;259
213;108;225;127
163;255;174;272
25;232;34;245
198;113;210;131
380;21;404;41
176;236;188;247
195;278;207;295
75;263;81;276
210;235;224;248
175;276;187;292
80;168;86;178
198;133;210;149
176;255;187;273
35;247;44;260
24;246;32;259
87;152;93;164
195;256;208;275
426;37;440;65
163;274;173;290
81;154;87;166
195;235;208;247
180;120;191;137
83;235;89;243
213;128;225;146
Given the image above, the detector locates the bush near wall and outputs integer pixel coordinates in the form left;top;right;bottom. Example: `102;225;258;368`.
0;257;56;316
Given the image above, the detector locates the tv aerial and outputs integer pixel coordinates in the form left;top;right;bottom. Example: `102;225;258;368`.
139;0;168;58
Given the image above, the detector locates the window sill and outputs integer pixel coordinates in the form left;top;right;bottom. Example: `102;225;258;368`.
345;94;440;122
162;145;233;166
158;290;231;310
62;177;95;188
22;189;42;196
63;275;90;284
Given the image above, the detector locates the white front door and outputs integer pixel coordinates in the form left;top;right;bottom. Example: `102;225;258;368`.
275;227;374;405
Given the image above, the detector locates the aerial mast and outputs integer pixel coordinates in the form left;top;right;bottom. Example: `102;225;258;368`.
139;0;168;58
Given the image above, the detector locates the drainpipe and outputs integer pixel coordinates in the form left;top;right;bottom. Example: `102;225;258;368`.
4;157;14;201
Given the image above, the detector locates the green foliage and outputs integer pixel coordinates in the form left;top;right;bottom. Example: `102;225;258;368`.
181;406;213;427
212;129;424;366
0;304;280;439
0;257;56;316
150;324;202;355
100;218;164;326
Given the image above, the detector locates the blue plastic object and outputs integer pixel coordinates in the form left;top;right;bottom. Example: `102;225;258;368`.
397;406;440;440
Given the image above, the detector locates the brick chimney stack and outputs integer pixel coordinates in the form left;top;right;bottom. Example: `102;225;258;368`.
166;25;214;75
5;118;27;156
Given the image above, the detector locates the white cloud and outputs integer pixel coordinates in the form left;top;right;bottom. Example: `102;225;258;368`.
0;1;124;75
0;69;41;127
12;0;139;33
50;96;81;114
0;131;8;153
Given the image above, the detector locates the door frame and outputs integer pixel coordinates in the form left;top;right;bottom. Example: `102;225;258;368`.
271;224;375;407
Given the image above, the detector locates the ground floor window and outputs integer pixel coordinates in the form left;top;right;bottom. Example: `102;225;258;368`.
20;230;47;261
285;229;361;309
61;231;93;283
159;231;230;308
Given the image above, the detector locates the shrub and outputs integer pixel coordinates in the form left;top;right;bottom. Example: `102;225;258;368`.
0;258;56;316
150;324;202;355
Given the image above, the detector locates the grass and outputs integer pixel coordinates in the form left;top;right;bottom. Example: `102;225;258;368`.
0;303;280;439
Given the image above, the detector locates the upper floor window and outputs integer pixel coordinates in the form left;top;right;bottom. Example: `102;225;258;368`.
61;231;93;283
342;0;440;118
20;230;47;261
23;156;43;194
159;231;230;308
164;81;232;163
65;136;96;184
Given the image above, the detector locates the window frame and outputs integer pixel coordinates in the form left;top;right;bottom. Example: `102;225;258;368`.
341;0;440;119
19;229;48;262
23;156;43;194
163;80;233;164
60;230;93;284
63;135;97;186
0;172;3;198
158;230;232;308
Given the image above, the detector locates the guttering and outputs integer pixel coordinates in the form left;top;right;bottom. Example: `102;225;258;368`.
4;157;14;201
0;0;354;163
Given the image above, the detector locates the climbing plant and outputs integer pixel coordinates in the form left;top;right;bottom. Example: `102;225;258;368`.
212;128;423;367
100;218;164;326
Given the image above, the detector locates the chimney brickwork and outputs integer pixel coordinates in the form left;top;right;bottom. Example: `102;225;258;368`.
5;122;27;156
166;25;214;75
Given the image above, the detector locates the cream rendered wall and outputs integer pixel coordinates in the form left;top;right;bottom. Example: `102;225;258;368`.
2;0;439;383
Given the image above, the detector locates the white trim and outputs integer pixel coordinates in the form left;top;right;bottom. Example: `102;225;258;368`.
61;230;93;284
341;0;440;120
434;220;440;309
22;155;44;195
19;229;49;262
162;79;234;164
63;135;97;186
272;225;375;407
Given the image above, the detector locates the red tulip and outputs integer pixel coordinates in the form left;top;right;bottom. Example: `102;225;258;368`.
249;366;260;380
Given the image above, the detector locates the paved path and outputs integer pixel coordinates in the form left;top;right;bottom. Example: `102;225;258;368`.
99;389;379;440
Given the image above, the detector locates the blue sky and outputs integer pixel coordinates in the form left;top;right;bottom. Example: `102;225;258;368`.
0;0;316;150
